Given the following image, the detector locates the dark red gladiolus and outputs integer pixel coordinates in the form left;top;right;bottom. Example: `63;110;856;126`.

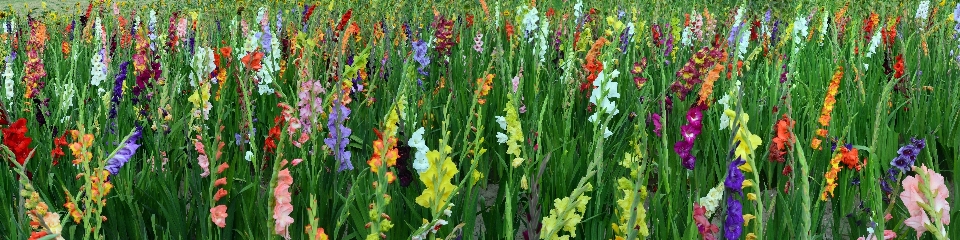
51;132;68;166
336;9;353;32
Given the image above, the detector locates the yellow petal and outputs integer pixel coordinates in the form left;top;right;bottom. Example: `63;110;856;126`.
741;180;753;189
743;214;756;226
511;157;524;168
747;193;757;201
738;161;753;173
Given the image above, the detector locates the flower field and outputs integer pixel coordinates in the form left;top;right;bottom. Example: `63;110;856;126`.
1;0;959;239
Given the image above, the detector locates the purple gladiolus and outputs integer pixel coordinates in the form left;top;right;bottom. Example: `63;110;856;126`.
325;98;353;171
725;158;745;194
105;126;144;175
110;62;130;119
412;40;430;76
724;198;744;240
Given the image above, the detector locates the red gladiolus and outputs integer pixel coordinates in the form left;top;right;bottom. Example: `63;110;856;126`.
241;51;264;71
336;9;353;32
893;54;905;79
51;132;68;165
264;116;284;153
2;118;32;166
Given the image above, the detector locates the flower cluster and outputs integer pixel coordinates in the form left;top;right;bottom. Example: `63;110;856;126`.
791;15;809;54
768;114;795;163
433;15;455;56
900;164;951;239
17;168;64;240
367;97;404;178
891;138;926;171
23;21;48;99
670;46;723;101
696;55;726;106
297;80;325;135
273;160;295;239
67;131;94;165
496;96;525;167
107;62;127;126
193;135;211;177
325;98;353;172
415;143;458;212
412;40;430;77
520;6;540;39
90;26;108;90
699;183;724;218
2;118;32;166
630;58;648;90
821;144;858;200
613;152;649;238
588;61;620;139
475;74;494;105
694;203;720;240
264;116;285;154
915;0;931;20
581;38;606;92
812;66;843;150
188;82;212;120
723;158;746;239
2;51;14;99
541;183;592;239
105;127;143;175
674;104;705;170
408;127;430;174
473;32;484;53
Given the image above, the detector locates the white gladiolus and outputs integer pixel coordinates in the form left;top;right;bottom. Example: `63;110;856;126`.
494;1;501;28
588;62;620;139
818;12;829;46
149;10;158;51
2;58;13;99
3;20;12;99
522;7;540;40
495;116;508;144
738;29;751;60
535;18;549;64
733;6;746;26
681;26;693;47
191;47;216;86
57;83;75;115
867;30;881;58
864;29;882;71
573;0;583;23
90;48;108;93
792;16;809;54
698;184;724;218
916;0;930;20
409;127;431;174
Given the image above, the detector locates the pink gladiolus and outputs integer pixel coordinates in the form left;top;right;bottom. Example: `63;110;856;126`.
273;169;294;239
210;205;228;228
899;165;951;239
